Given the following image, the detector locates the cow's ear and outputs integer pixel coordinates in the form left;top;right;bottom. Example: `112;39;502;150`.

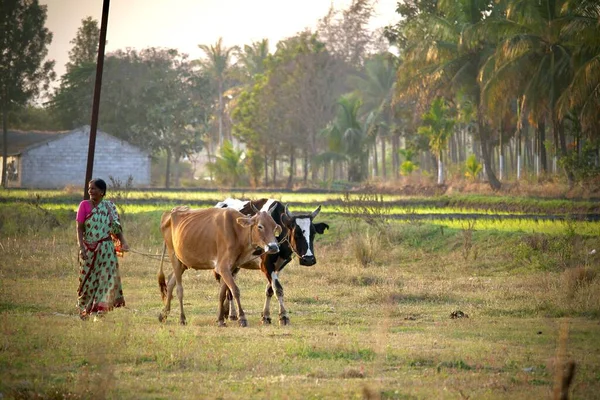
314;223;329;234
236;216;253;228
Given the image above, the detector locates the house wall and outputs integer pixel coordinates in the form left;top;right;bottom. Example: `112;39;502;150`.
19;127;151;188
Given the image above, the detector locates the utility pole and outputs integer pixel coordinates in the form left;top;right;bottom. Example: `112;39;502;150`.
83;0;110;199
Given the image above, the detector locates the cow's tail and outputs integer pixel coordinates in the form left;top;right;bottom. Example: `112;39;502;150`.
158;241;168;302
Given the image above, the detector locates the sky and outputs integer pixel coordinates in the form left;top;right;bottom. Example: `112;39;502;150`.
40;0;401;81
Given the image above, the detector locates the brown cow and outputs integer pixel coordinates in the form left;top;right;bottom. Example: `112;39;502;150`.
158;205;281;326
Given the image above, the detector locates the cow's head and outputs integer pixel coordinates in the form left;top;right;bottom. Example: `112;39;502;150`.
280;205;329;266
237;203;282;254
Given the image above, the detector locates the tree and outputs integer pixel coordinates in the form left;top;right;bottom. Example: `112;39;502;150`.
48;17;99;129
480;0;575;184
557;0;600;139
197;38;239;149
394;0;503;190
321;94;368;182
349;52;399;179
1;0;55;187
418;97;455;184
317;0;385;68
234;39;270;83
206;140;247;187
66;17;99;72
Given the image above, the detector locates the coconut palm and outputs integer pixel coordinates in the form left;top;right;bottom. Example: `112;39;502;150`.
235;39;270;82
417;97;455;184
349;52;399;179
557;0;600;137
395;0;503;190
320;94;368;182
480;0;576;183
197;37;239;148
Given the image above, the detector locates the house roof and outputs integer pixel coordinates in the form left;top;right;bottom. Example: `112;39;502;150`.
0;126;147;157
0;129;71;156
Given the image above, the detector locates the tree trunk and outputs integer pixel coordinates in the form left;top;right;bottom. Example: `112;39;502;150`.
287;147;295;189
1;101;7;188
392;132;400;180
218;80;223;147
165;148;171;189
555;116;574;186
205;141;214;182
437;154;444;185
499;123;504;181
538;121;547;174
516;124;522;181
381;136;386;179
303;149;309;184
372;141;379;178
264;153;269;187
272;151;277;186
173;154;180;187
478;118;501;191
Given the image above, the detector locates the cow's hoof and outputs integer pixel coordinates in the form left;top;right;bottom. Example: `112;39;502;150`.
217;320;227;327
261;317;272;325
179;319;187;326
239;319;248;327
158;313;166;323
228;315;238;321
279;316;290;326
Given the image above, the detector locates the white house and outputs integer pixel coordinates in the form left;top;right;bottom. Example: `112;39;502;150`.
0;126;151;188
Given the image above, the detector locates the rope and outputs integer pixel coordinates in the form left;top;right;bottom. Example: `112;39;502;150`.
128;248;168;260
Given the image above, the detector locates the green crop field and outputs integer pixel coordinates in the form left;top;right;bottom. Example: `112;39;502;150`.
1;189;599;399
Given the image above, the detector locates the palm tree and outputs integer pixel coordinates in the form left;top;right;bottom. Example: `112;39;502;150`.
320;94;368;182
197;37;239;148
480;0;575;183
395;0;503;190
557;0;600;139
349;52;399;179
417;97;455;184
206;140;246;187
235;39;270;82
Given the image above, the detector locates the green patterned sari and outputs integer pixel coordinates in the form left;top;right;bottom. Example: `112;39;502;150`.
78;199;125;318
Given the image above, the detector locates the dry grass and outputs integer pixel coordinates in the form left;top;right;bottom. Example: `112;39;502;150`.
1;202;599;399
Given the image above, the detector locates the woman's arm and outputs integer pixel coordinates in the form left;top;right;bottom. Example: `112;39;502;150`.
115;231;129;251
76;221;87;259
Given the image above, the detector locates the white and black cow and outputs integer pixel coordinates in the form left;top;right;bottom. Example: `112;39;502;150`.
215;198;329;325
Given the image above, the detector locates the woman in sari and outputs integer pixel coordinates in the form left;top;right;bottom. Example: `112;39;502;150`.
76;178;129;319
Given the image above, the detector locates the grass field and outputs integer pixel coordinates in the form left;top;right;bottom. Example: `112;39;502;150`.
1;190;599;399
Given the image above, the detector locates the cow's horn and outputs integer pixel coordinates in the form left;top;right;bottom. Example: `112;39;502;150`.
250;202;260;214
285;204;292;217
311;205;321;218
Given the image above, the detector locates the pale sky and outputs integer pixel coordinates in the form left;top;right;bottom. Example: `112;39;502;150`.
40;0;401;80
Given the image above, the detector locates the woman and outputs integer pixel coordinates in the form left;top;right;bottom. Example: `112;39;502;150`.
76;178;129;319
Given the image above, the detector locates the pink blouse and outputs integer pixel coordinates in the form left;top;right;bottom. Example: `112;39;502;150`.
76;200;93;223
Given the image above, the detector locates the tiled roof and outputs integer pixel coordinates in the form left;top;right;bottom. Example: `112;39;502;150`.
0;130;71;156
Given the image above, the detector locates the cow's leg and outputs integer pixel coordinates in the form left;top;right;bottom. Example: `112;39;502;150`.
272;275;289;326
159;262;180;323
174;268;187;325
261;282;274;325
217;281;229;327
217;264;247;327
270;259;291;325
226;287;238;321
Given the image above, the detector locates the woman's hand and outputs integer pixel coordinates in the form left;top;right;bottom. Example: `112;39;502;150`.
121;241;130;252
79;247;87;260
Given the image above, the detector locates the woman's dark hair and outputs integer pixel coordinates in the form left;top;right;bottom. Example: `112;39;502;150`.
90;178;107;196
